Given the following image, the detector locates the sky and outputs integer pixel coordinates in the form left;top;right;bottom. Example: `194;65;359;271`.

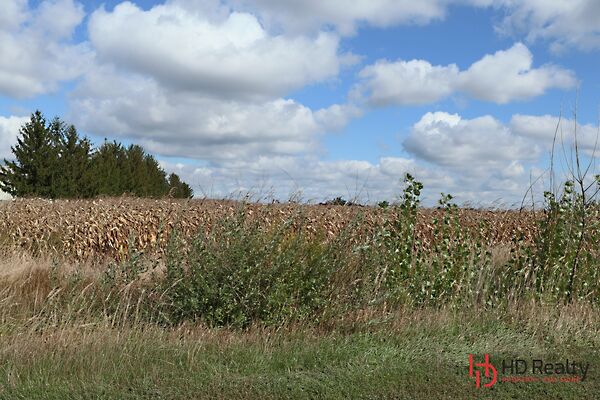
1;0;599;205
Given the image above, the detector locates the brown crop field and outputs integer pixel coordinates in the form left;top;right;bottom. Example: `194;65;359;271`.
0;197;540;260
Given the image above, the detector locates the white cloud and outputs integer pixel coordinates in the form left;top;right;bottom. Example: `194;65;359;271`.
33;0;87;39
0;0;28;31
496;0;600;52
356;43;576;106
356;60;459;106
0;114;26;200
71;2;362;164
236;0;600;51
458;43;576;103
3;0;588;207
510;114;600;152
400;111;599;204
404;111;539;172
157;155;455;204
234;0;450;35
70;66;355;162
0;115;29;161
88;2;342;100
314;104;363;131
0;0;91;98
157;149;539;206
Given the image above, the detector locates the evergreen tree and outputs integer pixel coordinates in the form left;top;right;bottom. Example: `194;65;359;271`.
57;124;94;198
90;141;129;196
168;173;193;198
123;145;170;197
125;144;149;196
142;153;169;197
0;111;60;198
2;112;194;199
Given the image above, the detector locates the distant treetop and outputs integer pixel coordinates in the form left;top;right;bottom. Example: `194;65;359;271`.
0;110;193;199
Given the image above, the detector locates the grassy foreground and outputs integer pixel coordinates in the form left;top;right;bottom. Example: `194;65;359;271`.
2;304;600;399
0;254;599;399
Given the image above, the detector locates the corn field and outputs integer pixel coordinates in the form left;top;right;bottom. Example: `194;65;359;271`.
0;197;539;260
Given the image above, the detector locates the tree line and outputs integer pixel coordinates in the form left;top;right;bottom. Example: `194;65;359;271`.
0;111;193;199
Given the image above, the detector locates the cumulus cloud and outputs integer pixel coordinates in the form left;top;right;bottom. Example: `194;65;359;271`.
157;148;539;206
70;66;356;162
397;111;560;205
0;0;91;98
0;0;28;31
496;0;600;52
233;0;450;35
88;1;342;100
0;115;28;161
157;155;457;204
235;0;600;51
458;43;576;103
69;2;362;164
510;114;600;152
400;111;600;204
404;111;539;174
356;60;459;106
356;43;576;106
2;0;585;207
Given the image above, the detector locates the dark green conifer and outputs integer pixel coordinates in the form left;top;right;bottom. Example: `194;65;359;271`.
1;112;194;199
168;173;193;198
0;111;59;198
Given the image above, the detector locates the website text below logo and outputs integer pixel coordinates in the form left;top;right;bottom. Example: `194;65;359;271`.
468;354;590;389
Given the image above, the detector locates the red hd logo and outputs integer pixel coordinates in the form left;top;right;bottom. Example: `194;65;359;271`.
469;354;498;388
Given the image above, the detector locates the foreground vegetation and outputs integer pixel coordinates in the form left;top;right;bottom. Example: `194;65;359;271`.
1;174;599;398
2;299;600;399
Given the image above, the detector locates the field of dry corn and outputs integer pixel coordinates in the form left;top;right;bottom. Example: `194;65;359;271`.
0;197;539;260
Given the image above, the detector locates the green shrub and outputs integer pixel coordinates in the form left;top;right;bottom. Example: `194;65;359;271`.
159;210;356;328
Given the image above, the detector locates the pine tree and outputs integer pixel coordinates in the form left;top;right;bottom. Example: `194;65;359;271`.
168;173;193;198
90;142;175;198
0;111;60;198
143;153;169;197
2;113;194;200
56;124;94;198
90;141;128;196
125;145;148;196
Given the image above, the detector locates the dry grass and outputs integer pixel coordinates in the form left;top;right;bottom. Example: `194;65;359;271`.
2;252;600;338
2;252;600;337
1;252;599;398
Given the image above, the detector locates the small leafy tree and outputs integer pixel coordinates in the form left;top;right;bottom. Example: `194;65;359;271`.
373;174;423;301
528;107;600;303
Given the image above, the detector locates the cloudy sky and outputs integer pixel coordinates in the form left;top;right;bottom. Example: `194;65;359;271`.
1;0;599;205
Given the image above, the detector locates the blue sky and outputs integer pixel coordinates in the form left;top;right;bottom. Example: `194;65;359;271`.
1;0;599;204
